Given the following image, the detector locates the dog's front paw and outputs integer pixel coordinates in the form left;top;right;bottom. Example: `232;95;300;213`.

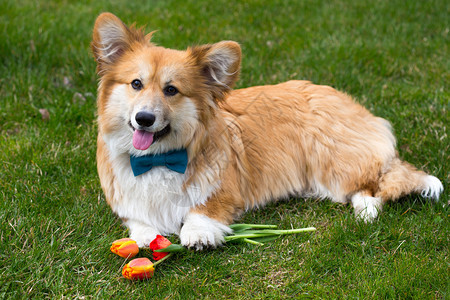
124;219;158;248
180;213;232;250
130;232;157;248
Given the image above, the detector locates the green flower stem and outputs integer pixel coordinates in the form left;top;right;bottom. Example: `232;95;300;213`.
242;238;265;246
229;224;278;230
266;227;317;235
224;233;278;241
224;227;316;242
153;253;173;267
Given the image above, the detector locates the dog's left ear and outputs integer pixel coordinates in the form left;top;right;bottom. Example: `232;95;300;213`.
189;41;241;101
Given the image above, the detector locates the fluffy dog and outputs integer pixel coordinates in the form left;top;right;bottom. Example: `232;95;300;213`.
91;13;443;249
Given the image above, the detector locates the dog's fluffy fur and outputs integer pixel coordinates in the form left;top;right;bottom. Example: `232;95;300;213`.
92;13;443;249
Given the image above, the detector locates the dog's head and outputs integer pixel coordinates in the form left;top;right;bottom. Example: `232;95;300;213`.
92;13;241;156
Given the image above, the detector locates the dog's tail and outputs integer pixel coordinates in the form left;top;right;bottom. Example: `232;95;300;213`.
375;158;443;201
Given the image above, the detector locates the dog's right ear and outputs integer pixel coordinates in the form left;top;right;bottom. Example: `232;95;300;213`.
91;13;146;73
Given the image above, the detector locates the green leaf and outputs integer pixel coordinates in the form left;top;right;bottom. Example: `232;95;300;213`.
236;227;316;236
224;227;316;243
224;233;278;242
246;235;280;243
229;223;278;233
154;244;186;253
242;238;265;246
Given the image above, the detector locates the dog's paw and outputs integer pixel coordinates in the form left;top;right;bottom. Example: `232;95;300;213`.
351;193;383;223
179;213;232;250
124;219;158;248
421;175;443;200
130;233;157;248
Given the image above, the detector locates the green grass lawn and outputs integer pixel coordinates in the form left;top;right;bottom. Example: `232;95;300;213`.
0;0;448;298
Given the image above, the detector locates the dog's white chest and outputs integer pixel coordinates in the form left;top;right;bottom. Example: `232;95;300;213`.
109;155;209;235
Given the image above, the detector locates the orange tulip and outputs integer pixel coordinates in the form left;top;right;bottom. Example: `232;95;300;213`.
149;235;172;260
110;238;139;258
122;257;154;280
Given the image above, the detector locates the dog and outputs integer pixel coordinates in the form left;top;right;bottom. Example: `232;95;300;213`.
91;13;443;249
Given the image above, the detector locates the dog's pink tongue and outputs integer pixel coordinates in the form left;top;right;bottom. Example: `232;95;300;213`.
132;130;154;150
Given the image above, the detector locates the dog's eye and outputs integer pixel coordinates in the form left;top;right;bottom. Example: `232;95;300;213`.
163;85;178;96
131;79;143;90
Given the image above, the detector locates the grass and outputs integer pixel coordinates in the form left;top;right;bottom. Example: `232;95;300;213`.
0;0;448;298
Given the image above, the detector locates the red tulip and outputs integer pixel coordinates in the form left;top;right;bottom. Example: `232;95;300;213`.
110;238;139;258
149;235;172;260
122;257;154;280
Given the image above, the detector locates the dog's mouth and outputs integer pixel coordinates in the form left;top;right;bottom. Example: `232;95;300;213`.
129;122;171;150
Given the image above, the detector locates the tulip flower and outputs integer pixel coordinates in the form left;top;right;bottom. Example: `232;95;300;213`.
149;235;172;260
110;238;139;258
122;257;154;280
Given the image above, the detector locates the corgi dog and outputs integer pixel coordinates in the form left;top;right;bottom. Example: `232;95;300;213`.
92;13;443;249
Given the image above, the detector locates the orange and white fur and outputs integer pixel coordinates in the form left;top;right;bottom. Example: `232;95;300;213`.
92;13;443;249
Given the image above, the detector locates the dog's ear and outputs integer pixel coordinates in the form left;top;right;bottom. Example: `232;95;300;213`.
91;13;146;74
189;41;241;101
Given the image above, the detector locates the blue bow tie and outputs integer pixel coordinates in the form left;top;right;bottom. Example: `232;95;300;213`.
130;149;188;176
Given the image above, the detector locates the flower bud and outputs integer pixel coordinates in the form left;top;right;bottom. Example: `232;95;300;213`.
111;238;139;259
122;257;154;280
149;235;172;260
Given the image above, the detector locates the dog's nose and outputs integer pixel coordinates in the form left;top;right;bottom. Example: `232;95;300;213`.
135;111;156;127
